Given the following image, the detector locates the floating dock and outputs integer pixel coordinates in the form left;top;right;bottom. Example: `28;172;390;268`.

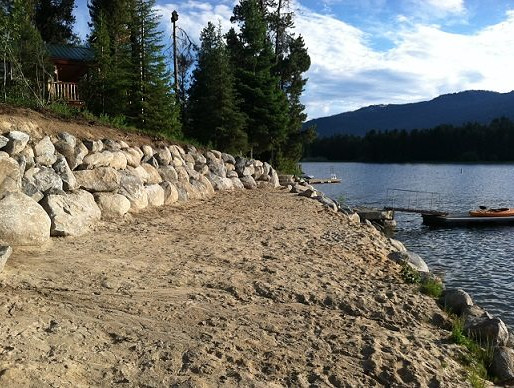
305;178;341;184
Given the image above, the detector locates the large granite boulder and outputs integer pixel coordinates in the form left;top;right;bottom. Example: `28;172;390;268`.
24;166;63;194
0;192;51;246
141;163;162;185
158;165;178;182
207;173;233;191
146;184;165;207
94;192;131;219
52;155;77;191
81;151;114;169
490;347;514;383
160;181;179;204
34;136;55;157
109;151;128;170
0;154;22;197
441;288;473;315
83;139;103;153
389;250;429;273
4;131;30;155
0;245;12;272
122;147;142;167
155;147;172;165
118;170;148;211
240;175;257;190
74;167;121;192
0;135;8;149
53;133;88;170
41;190;101;237
464;312;509;346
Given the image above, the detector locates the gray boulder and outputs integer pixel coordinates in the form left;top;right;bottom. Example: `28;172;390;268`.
490;347;514;383
102;139;121;152
94;192;131;219
464;312;509;346
158;165;178;182
0;245;12;272
316;195;338;212
118;170;148;212
175;166;190;183
198;175;215;195
82;139;103;153
240;175;257;189
194;162;209;175
141;163;162;184
0;192;51;246
146;184;165;207
155;147;172;165
41;190;101;237
81;151;113;169
52;155;77;191
4;131;30;155
74;167;121;192
109;151;128;170
25;166;63;194
389;250;429;273
442;288;474;315
207;173;233;191
226;170;239;179
270;168;280;188
34;136;55;158
160;181;179;204
141;144;153;161
231;177;245;190
0;135;8;149
122;147;142;167
0;154;22;197
35;153;57;167
54;133;88;170
221;153;236;164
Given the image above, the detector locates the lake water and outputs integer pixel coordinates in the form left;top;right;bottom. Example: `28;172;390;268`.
302;162;514;329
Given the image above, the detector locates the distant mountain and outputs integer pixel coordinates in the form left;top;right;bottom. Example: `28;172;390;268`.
305;90;514;138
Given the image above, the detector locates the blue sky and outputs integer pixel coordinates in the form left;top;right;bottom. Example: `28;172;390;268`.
73;0;514;119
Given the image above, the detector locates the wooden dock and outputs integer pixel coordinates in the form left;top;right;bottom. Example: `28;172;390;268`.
306;178;341;184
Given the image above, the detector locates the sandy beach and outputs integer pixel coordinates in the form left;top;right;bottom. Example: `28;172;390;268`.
0;186;469;387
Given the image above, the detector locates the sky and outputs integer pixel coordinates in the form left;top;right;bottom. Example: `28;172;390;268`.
73;0;514;120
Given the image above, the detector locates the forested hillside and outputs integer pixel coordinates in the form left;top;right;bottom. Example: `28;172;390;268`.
0;0;314;173
306;117;514;162
306;90;514;138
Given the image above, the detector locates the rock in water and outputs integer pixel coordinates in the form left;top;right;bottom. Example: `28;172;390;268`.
490;347;514;382
41;190;101;237
441;288;473;316
0;192;51;246
0;245;13;272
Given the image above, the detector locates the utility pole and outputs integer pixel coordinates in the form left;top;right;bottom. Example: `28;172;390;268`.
171;10;179;97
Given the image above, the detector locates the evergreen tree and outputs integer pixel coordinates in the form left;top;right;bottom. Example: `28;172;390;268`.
86;0;132;116
127;0;180;135
229;0;289;163
0;0;49;105
34;0;77;44
187;22;247;153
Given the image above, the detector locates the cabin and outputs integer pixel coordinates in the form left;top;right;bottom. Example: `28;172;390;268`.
47;44;94;106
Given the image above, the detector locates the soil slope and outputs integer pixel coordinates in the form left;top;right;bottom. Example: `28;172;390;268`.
0;187;469;387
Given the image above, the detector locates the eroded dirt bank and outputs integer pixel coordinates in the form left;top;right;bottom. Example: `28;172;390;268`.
0;188;467;387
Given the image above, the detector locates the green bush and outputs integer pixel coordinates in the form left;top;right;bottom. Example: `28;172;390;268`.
420;277;443;298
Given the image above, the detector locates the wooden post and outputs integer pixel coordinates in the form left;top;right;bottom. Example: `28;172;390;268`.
171;10;179;97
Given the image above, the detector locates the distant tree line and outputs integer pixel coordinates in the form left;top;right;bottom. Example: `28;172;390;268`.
306;117;514;162
1;0;314;173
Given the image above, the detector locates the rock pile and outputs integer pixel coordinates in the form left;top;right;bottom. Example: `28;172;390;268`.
0;129;280;260
442;288;514;384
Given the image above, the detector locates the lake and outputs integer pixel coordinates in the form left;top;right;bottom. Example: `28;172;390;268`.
301;162;514;329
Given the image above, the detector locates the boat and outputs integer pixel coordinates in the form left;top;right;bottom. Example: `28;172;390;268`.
422;208;514;226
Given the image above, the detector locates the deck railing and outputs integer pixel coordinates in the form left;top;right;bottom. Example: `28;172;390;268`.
48;81;82;104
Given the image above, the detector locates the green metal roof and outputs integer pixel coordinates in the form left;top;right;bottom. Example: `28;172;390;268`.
46;44;95;62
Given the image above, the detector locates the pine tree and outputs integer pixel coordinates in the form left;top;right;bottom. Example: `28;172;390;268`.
187;22;247;153
229;0;289;163
86;0;132;116
1;0;49;105
34;0;77;44
127;0;180;135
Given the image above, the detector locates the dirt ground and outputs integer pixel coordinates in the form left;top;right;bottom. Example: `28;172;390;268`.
0;187;470;387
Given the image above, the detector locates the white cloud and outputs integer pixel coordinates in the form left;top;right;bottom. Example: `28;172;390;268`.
425;0;465;14
293;5;514;118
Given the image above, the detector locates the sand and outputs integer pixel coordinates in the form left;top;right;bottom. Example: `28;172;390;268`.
0;187;471;387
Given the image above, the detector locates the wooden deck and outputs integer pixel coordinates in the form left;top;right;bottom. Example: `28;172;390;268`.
306;178;341;184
